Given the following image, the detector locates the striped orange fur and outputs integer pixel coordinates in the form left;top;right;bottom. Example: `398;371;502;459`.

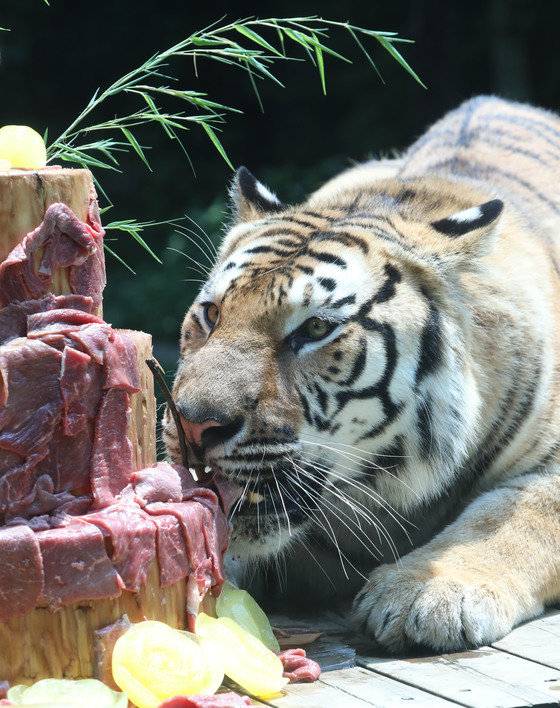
165;96;560;652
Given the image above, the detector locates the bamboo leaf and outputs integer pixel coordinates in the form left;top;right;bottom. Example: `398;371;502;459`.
120;127;152;170
376;36;426;88
235;25;283;56
315;42;326;94
201;123;233;169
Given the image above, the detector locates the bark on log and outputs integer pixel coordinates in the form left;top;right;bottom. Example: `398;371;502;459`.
0;168;101;315
122;329;157;473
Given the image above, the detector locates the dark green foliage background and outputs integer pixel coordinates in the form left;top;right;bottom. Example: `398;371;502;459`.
1;0;559;373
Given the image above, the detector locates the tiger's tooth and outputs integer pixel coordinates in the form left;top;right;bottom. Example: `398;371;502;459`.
247;491;264;504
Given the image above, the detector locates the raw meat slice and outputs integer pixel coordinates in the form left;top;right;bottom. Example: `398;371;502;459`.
132;462;183;506
0;461;42;518
69;199;106;310
94;617;132;690
0;204;103;307
145;487;228;608
5;474;76;520
150;512;190;587
0;449;23;476
158;694;251;707
84;504;156;593
104;332;141;393
0;338;62;458
37;518;122;608
91;389;132;507
0;294;93;345
60;347;93;435
68;323;111;364
27;308;104;336
0;524;43;620
278;649;321;682
35;425;92;493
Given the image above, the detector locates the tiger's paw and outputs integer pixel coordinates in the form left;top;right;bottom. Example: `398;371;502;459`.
352;562;531;653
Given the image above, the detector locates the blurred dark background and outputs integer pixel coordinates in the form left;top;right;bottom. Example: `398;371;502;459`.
2;0;559;382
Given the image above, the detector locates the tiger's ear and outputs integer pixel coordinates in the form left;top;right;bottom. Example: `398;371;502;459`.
430;199;504;262
230;166;286;222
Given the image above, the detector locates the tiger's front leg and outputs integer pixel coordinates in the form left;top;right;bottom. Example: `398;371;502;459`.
352;471;560;653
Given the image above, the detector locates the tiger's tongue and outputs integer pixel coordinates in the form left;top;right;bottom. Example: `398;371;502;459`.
210;472;244;516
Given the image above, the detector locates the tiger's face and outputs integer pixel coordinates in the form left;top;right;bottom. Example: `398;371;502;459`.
164;168;503;560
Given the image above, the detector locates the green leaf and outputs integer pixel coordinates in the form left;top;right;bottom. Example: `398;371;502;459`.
105;219;162;263
314;42;326;94
376;36;426;88
120;127;152;170
235;25;283;56
201;123;233;170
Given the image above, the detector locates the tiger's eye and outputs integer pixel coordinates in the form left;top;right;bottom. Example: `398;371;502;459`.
306;317;329;339
204;303;220;328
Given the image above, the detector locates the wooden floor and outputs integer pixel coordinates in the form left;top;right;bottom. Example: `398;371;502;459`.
256;608;560;708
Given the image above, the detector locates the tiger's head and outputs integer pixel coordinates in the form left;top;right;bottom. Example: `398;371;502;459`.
164;167;503;560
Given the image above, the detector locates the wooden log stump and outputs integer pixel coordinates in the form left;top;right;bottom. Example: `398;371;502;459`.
0;168;102;315
0;560;188;684
0;170;186;686
123;330;157;473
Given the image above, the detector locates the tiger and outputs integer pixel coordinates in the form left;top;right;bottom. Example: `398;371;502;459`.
164;95;560;653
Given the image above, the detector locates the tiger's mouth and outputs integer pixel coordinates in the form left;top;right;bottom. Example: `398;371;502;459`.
197;462;323;523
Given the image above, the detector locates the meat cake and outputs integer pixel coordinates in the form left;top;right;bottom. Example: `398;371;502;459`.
0;168;230;685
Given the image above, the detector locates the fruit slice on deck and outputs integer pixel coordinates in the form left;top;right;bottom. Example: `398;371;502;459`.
0;126;47;169
112;621;223;708
216;581;280;652
7;678;127;707
195;613;288;698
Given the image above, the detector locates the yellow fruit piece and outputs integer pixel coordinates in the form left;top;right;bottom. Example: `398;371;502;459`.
195;613;288;698
216;581;280;652
112;621;223;708
0;125;47;169
0;158;11;171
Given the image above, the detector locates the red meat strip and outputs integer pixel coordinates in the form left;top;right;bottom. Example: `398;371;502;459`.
84;504;157;593
0;461;42;518
0;524;43;620
60;347;93;435
132;462;183;506
158;694;251;708
91;389;133;507
27;308;104;336
278;649;321;682
150;512;190;588
0;682;8;700
145;488;229;613
0;294;93;345
68;323;111;364
0;203;105;309
4;474;76;520
0;449;23;476
104;331;141;393
93;617;132;690
35;425;92;493
37;518;122;608
68;196;106;310
0;338;62;458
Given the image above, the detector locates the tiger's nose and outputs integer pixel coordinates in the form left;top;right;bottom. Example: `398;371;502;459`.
179;415;243;452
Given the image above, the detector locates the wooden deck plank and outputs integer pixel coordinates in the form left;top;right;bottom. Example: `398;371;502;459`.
492;610;560;670
318;667;460;706
358;647;560;708
264;677;374;707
